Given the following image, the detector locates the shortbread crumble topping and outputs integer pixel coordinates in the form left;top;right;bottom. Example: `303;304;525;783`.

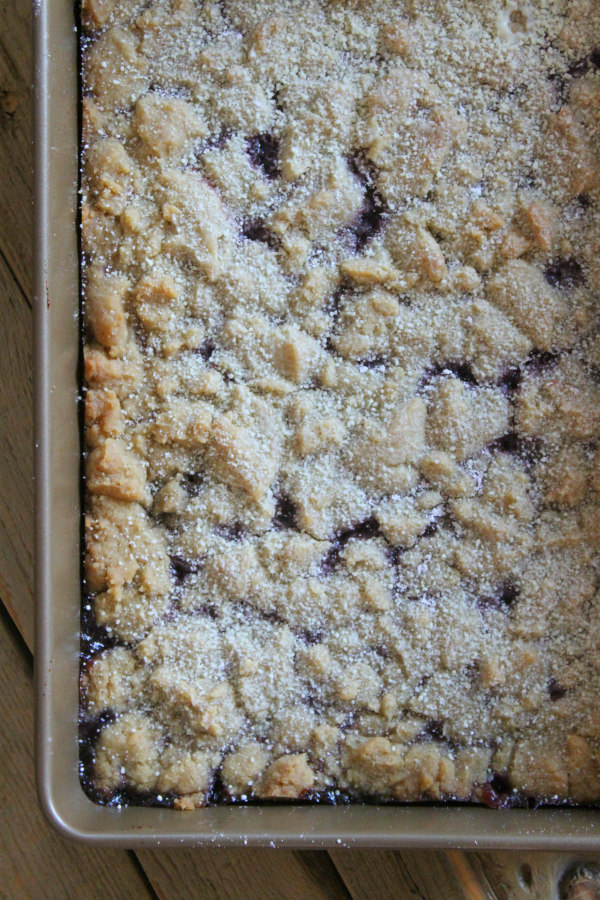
80;0;600;808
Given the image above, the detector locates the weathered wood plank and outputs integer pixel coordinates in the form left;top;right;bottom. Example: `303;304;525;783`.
136;848;351;900
0;253;34;650
0;606;157;900
330;849;600;900
0;0;33;298
330;849;495;900
469;851;600;900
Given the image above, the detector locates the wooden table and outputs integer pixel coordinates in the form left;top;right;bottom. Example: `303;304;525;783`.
2;3;600;898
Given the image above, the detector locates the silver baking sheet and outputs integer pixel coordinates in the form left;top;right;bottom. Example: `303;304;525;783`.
33;0;600;847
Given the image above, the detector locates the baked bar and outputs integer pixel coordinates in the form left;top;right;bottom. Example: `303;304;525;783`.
80;0;600;808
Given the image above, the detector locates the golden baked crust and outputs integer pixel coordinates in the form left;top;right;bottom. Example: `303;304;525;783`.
80;0;600;808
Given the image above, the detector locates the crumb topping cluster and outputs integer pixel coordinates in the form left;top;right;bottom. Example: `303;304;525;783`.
80;0;600;808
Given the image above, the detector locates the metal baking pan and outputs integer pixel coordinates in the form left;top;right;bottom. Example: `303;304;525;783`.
33;0;600;847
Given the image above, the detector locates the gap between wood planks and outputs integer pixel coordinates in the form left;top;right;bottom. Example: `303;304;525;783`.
0;241;31;309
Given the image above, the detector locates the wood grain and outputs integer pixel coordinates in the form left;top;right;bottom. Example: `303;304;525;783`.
331;849;495;900
468;852;600;900
0;253;34;650
0;0;33;298
329;851;600;900
0;607;157;900
136;848;351;900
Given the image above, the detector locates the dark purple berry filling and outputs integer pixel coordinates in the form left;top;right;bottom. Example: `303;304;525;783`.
273;493;297;530
544;257;584;290
246;133;280;179
169;555;202;583
548;678;567;701
242;217;281;250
